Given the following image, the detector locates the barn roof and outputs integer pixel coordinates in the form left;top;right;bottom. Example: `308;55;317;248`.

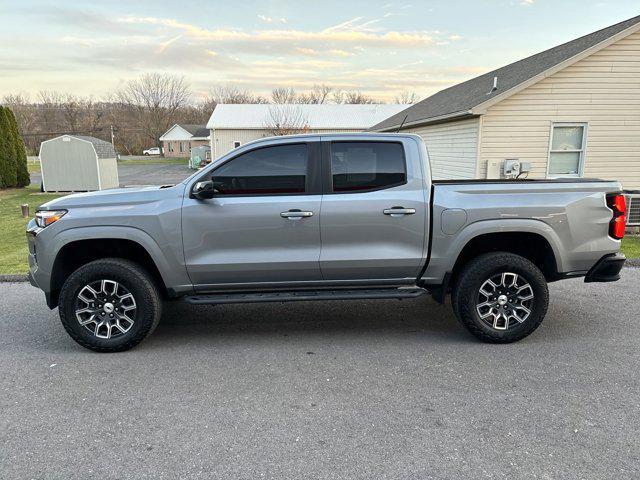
371;14;640;131
72;135;118;159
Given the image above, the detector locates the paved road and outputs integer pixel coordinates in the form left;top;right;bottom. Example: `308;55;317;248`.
30;163;192;188
2;271;639;479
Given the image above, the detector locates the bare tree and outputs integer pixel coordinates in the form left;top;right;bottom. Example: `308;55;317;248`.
298;84;333;104
61;94;84;133
271;87;297;104
115;73;191;155
207;85;267;105
343;90;378;104
37;91;64;133
330;89;379;104
264;105;309;136
394;91;419;104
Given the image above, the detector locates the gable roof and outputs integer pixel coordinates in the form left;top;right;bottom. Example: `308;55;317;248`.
207;104;407;130
372;14;640;131
179;124;209;137
159;124;209;140
71;135;117;159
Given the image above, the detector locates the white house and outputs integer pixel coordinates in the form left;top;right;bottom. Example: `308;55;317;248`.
206;104;407;159
372;14;640;190
159;124;210;158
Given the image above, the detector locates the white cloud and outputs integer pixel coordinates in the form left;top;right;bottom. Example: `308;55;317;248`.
521;0;535;5
258;15;287;24
117;15;442;50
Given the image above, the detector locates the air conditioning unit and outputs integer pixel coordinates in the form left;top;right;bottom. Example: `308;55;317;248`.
626;193;640;227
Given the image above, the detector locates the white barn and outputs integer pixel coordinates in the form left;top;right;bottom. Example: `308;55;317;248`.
206;104;407;159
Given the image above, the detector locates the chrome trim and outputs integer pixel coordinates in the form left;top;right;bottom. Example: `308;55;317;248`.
383;207;416;216
280;211;314;218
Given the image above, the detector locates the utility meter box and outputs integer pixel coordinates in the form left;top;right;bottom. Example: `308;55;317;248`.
503;159;521;178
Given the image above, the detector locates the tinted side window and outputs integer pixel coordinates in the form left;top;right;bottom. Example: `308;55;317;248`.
212;144;308;195
330;142;406;193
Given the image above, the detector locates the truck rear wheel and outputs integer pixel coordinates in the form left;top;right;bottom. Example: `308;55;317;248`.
452;252;549;343
58;258;162;352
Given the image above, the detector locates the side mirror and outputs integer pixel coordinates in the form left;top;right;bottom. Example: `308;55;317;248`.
191;180;216;200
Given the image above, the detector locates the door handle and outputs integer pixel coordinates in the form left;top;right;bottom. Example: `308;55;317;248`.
383;207;416;216
281;209;314;219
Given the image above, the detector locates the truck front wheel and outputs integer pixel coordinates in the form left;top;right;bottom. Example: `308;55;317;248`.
58;259;162;352
452;252;549;343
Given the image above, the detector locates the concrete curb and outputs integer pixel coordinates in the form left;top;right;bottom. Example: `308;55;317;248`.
1;260;639;282
626;258;640;268
0;274;29;282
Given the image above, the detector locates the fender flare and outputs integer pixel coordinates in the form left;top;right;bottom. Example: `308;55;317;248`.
422;218;566;286
47;226;183;289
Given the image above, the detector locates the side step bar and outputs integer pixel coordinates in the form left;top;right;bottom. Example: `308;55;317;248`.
184;287;426;305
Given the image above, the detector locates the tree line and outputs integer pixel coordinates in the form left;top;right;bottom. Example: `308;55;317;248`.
0;106;30;189
2;73;418;156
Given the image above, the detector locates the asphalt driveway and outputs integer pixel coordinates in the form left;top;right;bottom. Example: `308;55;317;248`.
1;270;639;479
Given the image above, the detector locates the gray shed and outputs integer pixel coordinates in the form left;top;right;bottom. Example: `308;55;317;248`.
39;135;119;192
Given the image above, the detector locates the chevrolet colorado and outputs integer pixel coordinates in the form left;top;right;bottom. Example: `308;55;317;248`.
27;133;627;352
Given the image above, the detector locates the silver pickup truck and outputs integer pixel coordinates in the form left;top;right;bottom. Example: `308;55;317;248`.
27;133;627;352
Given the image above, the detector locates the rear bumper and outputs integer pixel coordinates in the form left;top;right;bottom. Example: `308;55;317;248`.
584;253;626;283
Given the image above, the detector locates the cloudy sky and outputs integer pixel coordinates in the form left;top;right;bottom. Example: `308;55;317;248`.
1;0;638;102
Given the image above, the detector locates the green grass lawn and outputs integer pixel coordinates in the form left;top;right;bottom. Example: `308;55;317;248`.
0;186;62;274
622;235;640;259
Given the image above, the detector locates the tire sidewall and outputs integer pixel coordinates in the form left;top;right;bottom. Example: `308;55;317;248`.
59;260;160;352
456;254;549;342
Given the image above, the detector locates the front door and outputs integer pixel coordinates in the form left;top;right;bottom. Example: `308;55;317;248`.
319;139;427;281
182;141;322;288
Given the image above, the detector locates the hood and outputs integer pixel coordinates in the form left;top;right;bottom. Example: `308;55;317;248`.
39;184;185;210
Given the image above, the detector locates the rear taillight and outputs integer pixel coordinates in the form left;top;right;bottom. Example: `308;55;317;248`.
606;193;626;240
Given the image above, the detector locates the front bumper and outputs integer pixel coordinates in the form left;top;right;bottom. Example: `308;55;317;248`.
584;253;626;283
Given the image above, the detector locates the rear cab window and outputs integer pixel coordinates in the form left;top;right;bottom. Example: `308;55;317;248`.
329;142;406;193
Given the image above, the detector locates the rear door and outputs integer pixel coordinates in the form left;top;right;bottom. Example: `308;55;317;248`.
182;139;323;288
319;138;428;281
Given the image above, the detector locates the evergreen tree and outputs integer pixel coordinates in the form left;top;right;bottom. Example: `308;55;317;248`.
0;107;17;188
5;107;30;187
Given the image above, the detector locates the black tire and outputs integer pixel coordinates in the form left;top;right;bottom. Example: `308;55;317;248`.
58;258;162;352
452;252;549;343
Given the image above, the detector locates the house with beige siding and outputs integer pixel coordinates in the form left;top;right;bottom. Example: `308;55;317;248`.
372;15;640;190
207;104;406;159
159;124;210;158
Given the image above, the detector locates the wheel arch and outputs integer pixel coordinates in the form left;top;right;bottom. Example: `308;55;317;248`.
423;219;563;303
46;227;189;308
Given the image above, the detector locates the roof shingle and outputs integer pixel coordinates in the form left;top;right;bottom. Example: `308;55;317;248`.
73;135;117;159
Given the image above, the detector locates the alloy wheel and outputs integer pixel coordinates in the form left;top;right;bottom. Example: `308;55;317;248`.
75;280;137;339
476;272;534;331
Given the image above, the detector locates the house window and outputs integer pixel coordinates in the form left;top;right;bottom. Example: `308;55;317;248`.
547;123;587;177
168;142;174;153
234;141;241;148
179;142;184;153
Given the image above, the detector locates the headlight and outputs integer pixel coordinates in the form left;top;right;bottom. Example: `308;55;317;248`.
35;210;67;228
